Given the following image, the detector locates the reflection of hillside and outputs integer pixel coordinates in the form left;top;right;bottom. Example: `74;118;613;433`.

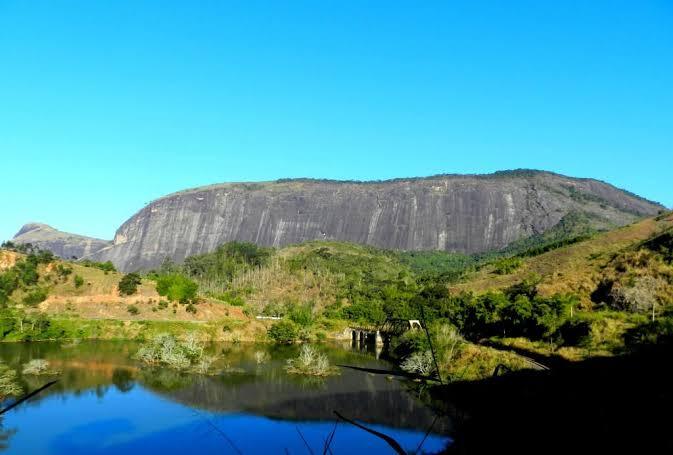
155;369;451;434
0;341;450;436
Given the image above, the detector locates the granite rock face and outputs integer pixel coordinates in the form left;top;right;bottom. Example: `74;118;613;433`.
12;223;111;260
83;170;662;271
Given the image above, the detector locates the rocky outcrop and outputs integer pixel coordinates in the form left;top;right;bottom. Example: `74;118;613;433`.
12;223;111;260
84;170;663;271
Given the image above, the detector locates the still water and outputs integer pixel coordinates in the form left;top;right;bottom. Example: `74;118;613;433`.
0;341;451;454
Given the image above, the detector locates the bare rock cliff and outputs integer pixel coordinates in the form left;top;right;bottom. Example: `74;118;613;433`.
84;170;662;271
12;223;111;260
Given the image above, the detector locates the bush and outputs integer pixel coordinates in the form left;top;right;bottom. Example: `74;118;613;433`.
557;318;592;346
80;260;116;273
492;257;522;275
22;288;48;306
213;290;245;306
286;345;338;376
288;302;314;327
254;351;270;364
14;260;39;286
74;275;84;288
118;273;142;296
134;333;206;370
624;317;673;347
22;359;57;375
156;274;198;304
268;320;298;343
0;270;19;305
185;303;197;314
55;264;73;279
400;351;435;376
0;363;22;399
127;305;140;315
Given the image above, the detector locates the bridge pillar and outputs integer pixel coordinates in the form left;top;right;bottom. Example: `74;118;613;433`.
359;331;365;344
375;330;384;346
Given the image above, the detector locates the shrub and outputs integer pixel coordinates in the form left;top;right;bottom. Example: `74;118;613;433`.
55;264;73;279
158;300;168;309
557;318;592;346
0;363;22;399
118;273;142;296
194;355;217;374
15;260;39;286
624;317;673;347
22;288;48;307
156;274;198;304
400;351;435;376
22;359;57;375
74;275;84;288
286;345;338;376
34;250;55;264
268;320;298;343
254;351;270;364
608;276;662;314
262;301;285;317
80;260;116;273
134;333;206;370
288;302;314;327
492;257;522;275
127;305;140;315
185;303;197;314
0;270;19;305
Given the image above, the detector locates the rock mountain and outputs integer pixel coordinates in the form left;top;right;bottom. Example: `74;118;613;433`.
12;170;663;272
12;223;111;260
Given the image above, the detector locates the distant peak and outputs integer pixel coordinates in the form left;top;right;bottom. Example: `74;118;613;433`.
14;223;55;237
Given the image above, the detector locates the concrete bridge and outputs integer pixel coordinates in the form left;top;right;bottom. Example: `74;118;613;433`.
348;319;423;347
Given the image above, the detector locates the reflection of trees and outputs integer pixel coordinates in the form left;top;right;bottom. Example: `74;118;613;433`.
0;420;16;452
139;368;193;392
112;368;135;393
0;364;22;399
0;341;451;435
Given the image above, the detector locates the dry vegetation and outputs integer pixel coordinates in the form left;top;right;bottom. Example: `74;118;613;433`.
451;214;673;307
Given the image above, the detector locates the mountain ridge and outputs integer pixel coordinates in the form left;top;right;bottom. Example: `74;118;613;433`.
11;169;665;271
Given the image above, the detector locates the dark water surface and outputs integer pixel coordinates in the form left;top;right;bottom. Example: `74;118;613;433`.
0;341;451;454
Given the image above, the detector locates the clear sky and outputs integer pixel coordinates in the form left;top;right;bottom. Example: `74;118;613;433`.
1;0;671;241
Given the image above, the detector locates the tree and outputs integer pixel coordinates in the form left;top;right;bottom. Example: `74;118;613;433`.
118;273;142;296
498;295;533;337
400;351;435;376
0;271;18;305
464;292;508;338
267;320;298;343
156;274;198;304
14;260;39;286
98;261;116;273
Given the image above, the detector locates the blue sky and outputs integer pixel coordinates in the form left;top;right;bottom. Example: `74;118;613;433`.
1;0;671;241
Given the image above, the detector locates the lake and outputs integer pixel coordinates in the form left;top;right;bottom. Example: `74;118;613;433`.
0;341;452;454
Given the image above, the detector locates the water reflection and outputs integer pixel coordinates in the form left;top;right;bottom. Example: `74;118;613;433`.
0;341;451;453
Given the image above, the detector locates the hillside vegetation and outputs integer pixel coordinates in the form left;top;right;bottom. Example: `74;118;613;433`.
1;211;672;380
452;212;673;303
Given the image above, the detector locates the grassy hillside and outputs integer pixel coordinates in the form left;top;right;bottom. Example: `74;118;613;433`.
0;247;267;343
442;211;673;360
451;211;673;304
